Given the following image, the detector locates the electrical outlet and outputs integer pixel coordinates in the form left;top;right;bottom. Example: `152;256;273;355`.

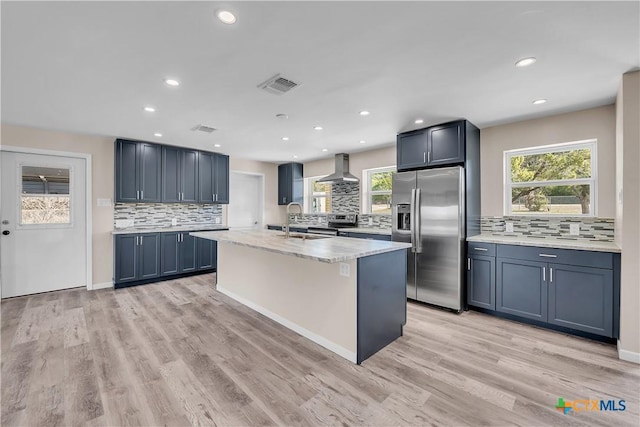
570;223;580;235
214;217;221;224
368;217;373;226
115;219;134;229
171;218;178;226
505;221;514;233
96;198;112;207
339;263;350;277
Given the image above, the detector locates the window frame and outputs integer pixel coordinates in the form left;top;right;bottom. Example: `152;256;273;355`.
304;175;331;214
503;139;597;217
362;166;395;215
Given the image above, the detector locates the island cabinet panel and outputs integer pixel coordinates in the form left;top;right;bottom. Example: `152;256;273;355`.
357;249;407;364
115;139;162;203
278;162;303;205
496;258;547;322
548;264;613;336
198;152;229;204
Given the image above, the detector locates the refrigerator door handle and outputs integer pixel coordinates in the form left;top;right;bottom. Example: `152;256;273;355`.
414;188;422;253
410;189;416;253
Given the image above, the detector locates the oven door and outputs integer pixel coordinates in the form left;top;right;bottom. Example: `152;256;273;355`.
307;227;339;236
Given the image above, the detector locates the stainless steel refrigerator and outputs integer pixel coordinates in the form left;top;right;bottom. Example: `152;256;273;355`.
392;166;465;311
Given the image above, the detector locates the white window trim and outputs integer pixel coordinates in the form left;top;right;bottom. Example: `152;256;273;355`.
304;175;331;214
504;139;598;217
362;166;395;214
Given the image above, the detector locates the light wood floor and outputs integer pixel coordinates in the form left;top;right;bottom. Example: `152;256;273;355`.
1;274;639;426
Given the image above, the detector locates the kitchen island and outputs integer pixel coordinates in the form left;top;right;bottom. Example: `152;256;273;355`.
191;229;411;364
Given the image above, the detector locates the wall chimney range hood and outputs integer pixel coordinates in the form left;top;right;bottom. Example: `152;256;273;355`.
317;153;359;183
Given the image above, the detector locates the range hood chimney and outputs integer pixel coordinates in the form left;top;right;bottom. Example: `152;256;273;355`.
317;153;359;184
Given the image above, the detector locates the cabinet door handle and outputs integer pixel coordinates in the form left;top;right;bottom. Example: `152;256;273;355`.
543;267;546;281
135;236;139;245
550;268;553;283
428;151;430;163
473;247;488;251
177;234;179;243
141;190;144;200
136;190;140;199
539;253;557;258
215;194;218;202
140;235;143;245
467;258;471;271
423;152;426;163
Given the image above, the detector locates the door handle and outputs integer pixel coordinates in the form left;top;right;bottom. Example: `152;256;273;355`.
539;253;557;258
550;267;553;283
543;267;546;281
140;235;143;245
141;190;144;200
2;230;9;236
428;151;430;163
410;189;416;253
423;152;426;163
414;188;422;253
135;236;139;245
136;190;140;199
467;258;471;271
473;247;488;252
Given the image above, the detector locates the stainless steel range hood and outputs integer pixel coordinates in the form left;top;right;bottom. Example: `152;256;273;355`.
317;153;359;183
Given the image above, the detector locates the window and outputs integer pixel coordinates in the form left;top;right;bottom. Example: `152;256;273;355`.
20;165;71;224
505;140;596;216
304;176;331;213
364;166;394;214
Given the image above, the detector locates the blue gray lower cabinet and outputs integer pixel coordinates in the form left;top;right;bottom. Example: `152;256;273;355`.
115;230;222;288
467;242;619;340
340;231;392;241
357;249;407;364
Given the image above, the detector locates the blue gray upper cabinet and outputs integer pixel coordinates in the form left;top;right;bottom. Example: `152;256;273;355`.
198;152;229;204
397;120;467;171
278;162;303;205
161;146;199;203
115;139;162;202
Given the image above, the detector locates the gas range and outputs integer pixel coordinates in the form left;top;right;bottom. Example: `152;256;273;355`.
307;214;358;236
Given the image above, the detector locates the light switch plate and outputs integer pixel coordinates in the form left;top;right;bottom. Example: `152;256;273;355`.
339;263;350;277
171;218;178;226
214;217;221;224
115;219;134;228
368;217;373;226
97;198;112;207
505;221;514;233
570;223;580;235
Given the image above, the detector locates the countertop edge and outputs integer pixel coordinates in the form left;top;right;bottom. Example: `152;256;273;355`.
467;234;621;253
113;226;229;235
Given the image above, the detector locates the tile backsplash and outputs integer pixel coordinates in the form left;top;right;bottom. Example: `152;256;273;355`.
114;203;223;228
331;182;360;214
481;216;615;242
287;213;392;229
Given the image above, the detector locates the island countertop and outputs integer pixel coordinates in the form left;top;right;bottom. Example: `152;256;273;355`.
191;230;411;263
467;233;620;253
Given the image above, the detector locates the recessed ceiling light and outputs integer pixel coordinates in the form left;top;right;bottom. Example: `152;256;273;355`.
359;140;366;144
321;148;328;152
359;111;370;116
293;155;298;159
164;78;180;87
276;113;288;119
515;57;537;67
414;119;424;124
144;106;156;112
214;144;221;148
154;133;163;137
216;9;237;24
314;126;323;131
282;137;289;141
532;99;547;105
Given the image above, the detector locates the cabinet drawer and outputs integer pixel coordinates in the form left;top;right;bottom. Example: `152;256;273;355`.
497;244;613;269
467;242;496;256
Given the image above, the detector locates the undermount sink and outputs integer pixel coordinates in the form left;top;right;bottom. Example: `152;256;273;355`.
277;233;332;240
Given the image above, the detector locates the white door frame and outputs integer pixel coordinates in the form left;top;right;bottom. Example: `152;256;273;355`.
228;170;265;229
0;145;93;291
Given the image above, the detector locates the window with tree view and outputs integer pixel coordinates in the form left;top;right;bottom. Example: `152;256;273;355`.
307;177;331;213
366;167;394;214
505;141;596;216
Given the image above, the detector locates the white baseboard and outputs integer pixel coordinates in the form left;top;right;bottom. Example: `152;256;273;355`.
217;284;357;363
90;281;113;291
618;340;640;364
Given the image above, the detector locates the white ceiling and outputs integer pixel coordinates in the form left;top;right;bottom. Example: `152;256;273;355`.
2;1;638;163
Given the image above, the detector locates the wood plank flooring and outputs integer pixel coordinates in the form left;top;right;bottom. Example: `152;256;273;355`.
2;274;639;426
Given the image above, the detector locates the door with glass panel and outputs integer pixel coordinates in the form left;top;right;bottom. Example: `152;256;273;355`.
0;151;87;298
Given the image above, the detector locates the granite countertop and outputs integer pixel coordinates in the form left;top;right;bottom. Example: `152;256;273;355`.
191;230;411;263
267;223;391;235
467;234;620;253
112;224;229;235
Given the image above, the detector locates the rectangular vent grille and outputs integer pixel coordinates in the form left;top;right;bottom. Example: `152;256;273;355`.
257;73;300;95
190;124;217;133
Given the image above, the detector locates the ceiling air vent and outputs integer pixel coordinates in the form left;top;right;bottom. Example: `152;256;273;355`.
190;124;217;133
257;74;300;95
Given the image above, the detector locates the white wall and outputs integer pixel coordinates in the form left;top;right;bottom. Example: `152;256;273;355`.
615;71;640;362
479;105;616;217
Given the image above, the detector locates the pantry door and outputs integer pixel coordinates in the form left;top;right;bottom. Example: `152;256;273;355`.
0;151;87;298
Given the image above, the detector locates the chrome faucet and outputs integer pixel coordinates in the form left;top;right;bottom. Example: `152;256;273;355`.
285;202;303;238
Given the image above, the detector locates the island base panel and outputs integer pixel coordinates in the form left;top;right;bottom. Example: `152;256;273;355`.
216;242;358;362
